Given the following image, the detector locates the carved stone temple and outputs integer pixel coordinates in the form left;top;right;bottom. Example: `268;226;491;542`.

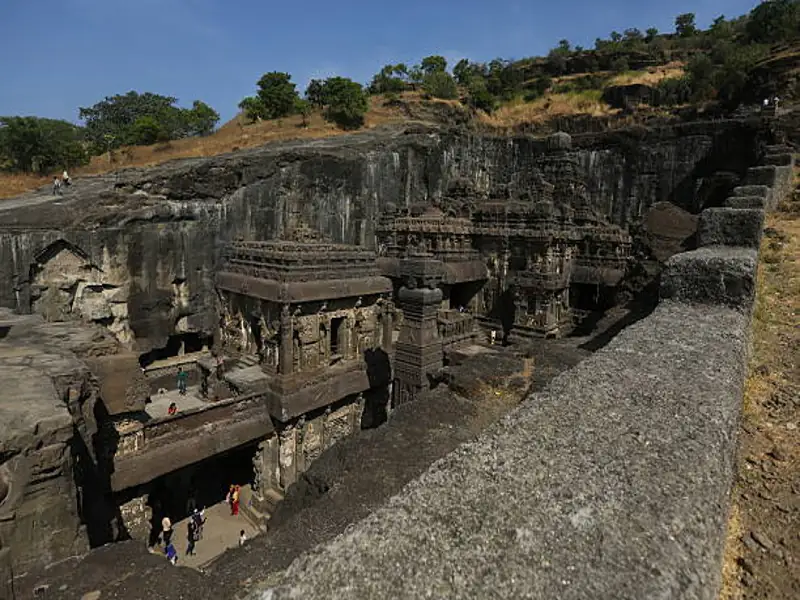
0;128;654;587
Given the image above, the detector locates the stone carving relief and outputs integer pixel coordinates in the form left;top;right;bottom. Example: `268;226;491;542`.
29;239;133;345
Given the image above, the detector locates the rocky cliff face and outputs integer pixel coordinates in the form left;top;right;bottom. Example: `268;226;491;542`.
0;120;772;355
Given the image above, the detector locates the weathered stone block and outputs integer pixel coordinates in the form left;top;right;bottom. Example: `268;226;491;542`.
744;165;777;187
697;208;764;249
724;195;766;209
660;247;757;308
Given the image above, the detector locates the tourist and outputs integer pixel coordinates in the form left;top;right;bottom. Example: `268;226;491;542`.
186;519;197;556
162;515;173;546
165;542;178;565
52;177;62;196
239;530;247;546
489;330;496;345
177;367;188;395
192;508;206;540
167;402;178;416
231;485;241;516
62;170;71;186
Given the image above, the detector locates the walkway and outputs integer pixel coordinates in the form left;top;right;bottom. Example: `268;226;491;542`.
144;386;206;419
152;500;261;570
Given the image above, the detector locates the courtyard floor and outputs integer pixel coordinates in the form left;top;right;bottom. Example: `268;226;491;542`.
150;500;261;570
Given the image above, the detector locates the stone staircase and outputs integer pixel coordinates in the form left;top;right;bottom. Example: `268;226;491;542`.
240;485;285;532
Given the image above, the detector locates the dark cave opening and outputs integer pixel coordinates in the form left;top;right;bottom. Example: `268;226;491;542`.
143;440;258;545
138;332;211;368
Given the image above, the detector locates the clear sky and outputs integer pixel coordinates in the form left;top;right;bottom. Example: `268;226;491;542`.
0;0;760;125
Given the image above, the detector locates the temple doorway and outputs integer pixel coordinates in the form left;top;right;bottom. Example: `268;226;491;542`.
145;440;258;545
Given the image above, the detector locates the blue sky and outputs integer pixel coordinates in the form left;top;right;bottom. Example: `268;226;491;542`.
0;0;760;125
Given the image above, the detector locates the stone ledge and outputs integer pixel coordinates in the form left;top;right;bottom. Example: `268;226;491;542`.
724;195;766;209
697;208;765;249
252;301;750;600
659;246;758;308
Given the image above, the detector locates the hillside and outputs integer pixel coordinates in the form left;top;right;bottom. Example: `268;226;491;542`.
0;64;685;200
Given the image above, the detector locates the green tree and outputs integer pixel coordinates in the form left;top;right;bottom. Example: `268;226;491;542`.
557;39;571;52
130;116;168;145
294;98;312;127
79;91;216;151
420;55;447;75
255;72;299;119
305;79;328;107
675;13;697;37
422;71;458;99
369;64;409;94
238;97;266;123
453;59;472;85
645;27;659;42
686;53;715;99
322;77;369;129
465;77;497;113
746;0;800;43
184;100;219;136
0;116;88;173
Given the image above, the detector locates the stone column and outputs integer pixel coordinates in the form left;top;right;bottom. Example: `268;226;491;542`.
279;304;292;375
393;253;444;407
382;300;394;353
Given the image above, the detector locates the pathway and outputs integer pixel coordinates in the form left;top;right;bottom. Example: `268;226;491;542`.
152;500;260;570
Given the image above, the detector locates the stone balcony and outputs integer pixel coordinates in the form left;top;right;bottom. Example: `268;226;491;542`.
103;392;274;492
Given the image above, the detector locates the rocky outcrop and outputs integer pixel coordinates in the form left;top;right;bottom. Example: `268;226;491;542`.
0;121;773;355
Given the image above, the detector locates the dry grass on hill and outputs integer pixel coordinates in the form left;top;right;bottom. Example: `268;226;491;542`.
0;64;685;200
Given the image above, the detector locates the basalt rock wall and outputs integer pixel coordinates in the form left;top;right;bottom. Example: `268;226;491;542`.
245;134;796;600
0;120;771;353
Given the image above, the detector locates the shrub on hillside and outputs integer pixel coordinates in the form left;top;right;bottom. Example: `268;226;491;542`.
422;71;458;100
322;77;369;129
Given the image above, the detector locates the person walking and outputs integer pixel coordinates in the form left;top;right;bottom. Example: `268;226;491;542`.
165;542;178;565
52;177;62;196
186;519;197;556
62;170;71;186
177;367;188;395
196;507;206;540
239;529;247;546
161;515;173;547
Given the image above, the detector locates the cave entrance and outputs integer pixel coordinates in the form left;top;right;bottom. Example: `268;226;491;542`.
138;332;211;368
145;440;258;545
569;283;618;337
448;281;485;312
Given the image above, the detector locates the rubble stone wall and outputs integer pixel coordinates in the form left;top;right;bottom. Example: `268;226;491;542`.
245;150;795;599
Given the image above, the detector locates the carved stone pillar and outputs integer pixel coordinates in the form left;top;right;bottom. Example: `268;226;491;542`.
393;253;444;407
279;304;292;375
382;300;394;353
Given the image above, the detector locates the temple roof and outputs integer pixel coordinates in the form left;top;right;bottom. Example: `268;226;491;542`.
216;224;392;303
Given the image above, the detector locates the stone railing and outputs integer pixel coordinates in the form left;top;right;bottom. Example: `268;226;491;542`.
438;310;477;351
245;148;795;599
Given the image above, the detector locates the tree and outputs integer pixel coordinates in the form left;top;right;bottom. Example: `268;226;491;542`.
0;116;88;173
465;77;497;113
322;77;369;129
453;59;472;85
130;116;168;146
686;53;715;99
422;71;458;99
645;27;659;42
255;72;299;119
610;31;623;43
238;97;266;123
305;79;328;108
184;100;219;136
294;98;312;128
610;56;630;73
369;64;409;94
746;0;800;43
79;91;218;152
420;55;447;75
675;13;697;37
557;39;571;52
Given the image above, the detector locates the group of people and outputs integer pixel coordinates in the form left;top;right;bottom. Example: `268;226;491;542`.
51;170;71;196
158;508;206;565
763;95;781;110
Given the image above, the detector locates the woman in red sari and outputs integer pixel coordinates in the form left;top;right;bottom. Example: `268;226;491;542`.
231;485;240;516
